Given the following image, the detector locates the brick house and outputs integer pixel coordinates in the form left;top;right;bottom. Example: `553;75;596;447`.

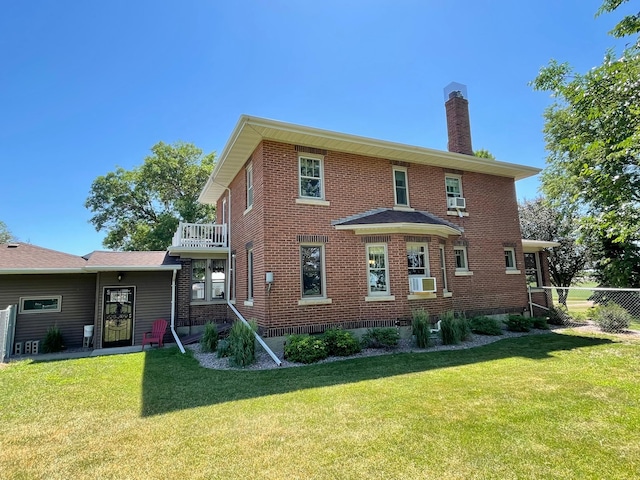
169;85;554;338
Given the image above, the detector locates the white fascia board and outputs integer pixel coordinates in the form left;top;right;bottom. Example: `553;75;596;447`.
198;115;542;205
335;222;462;237
83;266;181;272
522;239;561;252
0;268;88;275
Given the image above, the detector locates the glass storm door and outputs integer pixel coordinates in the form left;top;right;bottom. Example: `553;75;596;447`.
102;287;135;348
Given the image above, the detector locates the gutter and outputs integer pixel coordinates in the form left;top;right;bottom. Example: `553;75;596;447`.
170;269;185;353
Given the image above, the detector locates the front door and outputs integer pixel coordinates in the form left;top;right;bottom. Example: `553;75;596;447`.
102;286;135;348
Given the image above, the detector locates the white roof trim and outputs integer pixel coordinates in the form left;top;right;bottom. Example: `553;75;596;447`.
522;239;561;252
335;222;462;238
83;265;181;272
199;115;541;204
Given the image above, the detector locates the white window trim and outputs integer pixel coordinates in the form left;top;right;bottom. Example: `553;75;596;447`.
366;243;391;297
300;244;329;300
393;166;409;207
247;248;254;301
407;242;430;293
190;259;227;304
504;247;521;274
454;246;473;275
19;295;62;314
525;252;543;288
246;163;254;210
439;245;449;293
298;153;325;200
445;174;463;198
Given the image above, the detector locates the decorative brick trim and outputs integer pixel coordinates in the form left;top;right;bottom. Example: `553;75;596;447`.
295;145;328;156
390;160;410;167
454;239;469;246
404;235;430;243
444;168;464;175
297;234;329;243
361;235;391;244
502;242;517;248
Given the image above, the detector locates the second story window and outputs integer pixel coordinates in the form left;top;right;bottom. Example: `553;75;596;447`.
445;175;462;199
299;155;324;199
393;167;409;206
246;163;254;209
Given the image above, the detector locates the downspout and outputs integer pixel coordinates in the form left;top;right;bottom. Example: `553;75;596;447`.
216;183;281;367
170;268;185;353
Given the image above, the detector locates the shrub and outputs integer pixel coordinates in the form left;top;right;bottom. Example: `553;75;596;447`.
200;322;219;353
412;308;432;348
41;325;64;353
593;304;632;332
531;316;549;330
505;315;532;332
360;327;400;349
216;339;231;358
321;328;361;356
227;320;256;367
547;306;569;326
469;316;503;336
440;311;471;345
284;334;328;363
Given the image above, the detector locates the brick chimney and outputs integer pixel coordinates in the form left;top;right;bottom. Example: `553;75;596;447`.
444;82;473;155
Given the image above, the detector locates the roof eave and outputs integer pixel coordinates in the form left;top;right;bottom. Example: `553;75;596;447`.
198;115;541;205
335;222;462;237
0;268;88;275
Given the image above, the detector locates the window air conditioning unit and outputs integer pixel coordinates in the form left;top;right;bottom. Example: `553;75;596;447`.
410;277;437;293
447;196;466;209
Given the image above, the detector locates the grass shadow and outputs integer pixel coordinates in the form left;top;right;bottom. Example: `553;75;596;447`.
140;332;613;417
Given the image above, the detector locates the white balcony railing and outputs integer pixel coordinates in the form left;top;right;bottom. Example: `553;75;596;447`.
172;222;227;248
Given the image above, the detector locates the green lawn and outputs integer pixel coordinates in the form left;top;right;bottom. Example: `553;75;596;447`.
1;332;639;479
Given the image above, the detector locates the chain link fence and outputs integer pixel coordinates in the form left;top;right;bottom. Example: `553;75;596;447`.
529;286;640;336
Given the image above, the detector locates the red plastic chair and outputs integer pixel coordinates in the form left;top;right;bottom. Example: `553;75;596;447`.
141;319;168;350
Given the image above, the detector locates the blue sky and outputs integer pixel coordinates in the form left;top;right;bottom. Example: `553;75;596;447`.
0;1;633;255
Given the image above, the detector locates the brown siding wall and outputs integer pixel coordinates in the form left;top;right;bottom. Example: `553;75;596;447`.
0;274;96;349
223;139;529;336
95;271;174;347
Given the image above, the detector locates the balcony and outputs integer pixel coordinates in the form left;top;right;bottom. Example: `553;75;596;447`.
171;223;228;251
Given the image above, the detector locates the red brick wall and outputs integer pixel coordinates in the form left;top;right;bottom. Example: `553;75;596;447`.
224;139;528;336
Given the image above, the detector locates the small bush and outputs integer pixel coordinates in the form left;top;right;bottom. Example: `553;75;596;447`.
593;304;632;332
440;311;471;345
469;316;503;336
227;320;256;367
200;322;219;353
216;339;231;358
505;315;532;332
412;308;432;348
41;325;64;353
360;327;400;349
284;334;328;363
547;306;569;326
321;328;361;356
531;317;549;330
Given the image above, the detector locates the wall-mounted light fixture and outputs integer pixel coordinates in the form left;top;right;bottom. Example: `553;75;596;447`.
117;272;124;282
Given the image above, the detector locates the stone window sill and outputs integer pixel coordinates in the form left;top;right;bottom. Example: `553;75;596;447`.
455;270;474;276
447;211;469;217
296;198;330;206
243;300;254;307
298;298;333;306
443;291;453;298
243;205;253;216
365;295;396;302
506;269;522;275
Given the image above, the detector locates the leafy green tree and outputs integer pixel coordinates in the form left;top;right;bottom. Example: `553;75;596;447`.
86;142;216;251
474;149;496;159
519;198;589;304
0;221;14;243
531;0;640;287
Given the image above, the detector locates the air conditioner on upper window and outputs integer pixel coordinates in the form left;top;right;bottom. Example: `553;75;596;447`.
410;277;437;293
447;196;466;209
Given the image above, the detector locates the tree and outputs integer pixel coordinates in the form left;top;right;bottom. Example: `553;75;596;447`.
519;197;589;305
0;221;14;243
85;142;216;251
474;149;496;159
531;0;640;287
